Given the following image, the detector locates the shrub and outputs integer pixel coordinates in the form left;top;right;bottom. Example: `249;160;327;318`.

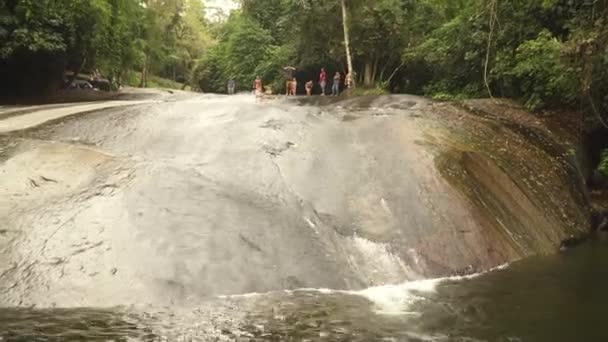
599;149;608;178
509;30;579;111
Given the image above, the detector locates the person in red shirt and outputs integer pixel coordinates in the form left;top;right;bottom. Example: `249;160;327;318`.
319;68;327;96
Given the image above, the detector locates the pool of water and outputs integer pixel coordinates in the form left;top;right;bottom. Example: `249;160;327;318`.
3;239;608;341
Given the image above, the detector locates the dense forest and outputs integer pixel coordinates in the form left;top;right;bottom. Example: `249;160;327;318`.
0;0;212;97
0;0;606;117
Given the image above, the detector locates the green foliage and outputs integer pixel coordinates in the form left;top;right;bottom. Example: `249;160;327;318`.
0;0;212;97
192;47;227;93
192;13;275;93
0;0;69;57
122;70;141;88
1;0;607;113
598;149;608;178
148;75;185;90
346;86;389;97
399;0;607;114
350;0;407;86
123;69;186;90
404;4;487;98
508;30;578;110
254;44;296;92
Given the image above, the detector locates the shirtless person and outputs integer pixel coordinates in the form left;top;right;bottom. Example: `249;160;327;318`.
346;72;353;88
284;66;296;95
253;76;263;98
290;77;298;96
305;80;313;96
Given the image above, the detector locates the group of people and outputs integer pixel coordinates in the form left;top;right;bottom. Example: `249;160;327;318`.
319;68;351;96
226;66;352;96
227;76;268;97
227;67;352;98
287;67;350;97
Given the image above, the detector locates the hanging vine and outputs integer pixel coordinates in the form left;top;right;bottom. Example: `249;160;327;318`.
483;0;499;100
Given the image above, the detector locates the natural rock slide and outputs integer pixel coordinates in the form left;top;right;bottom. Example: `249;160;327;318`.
0;93;590;308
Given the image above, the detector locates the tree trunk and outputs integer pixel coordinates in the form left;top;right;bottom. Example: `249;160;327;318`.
379;60;391;82
363;60;373;87
68;54;87;85
371;57;379;84
139;54;148;88
140;69;146;88
341;0;355;88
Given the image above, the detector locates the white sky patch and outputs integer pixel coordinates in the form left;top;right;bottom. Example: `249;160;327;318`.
205;0;239;20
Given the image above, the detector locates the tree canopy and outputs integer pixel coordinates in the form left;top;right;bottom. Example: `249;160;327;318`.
1;0;606;118
0;0;212;97
188;0;606;117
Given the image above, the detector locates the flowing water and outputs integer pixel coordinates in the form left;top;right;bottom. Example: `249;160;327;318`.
2;239;608;341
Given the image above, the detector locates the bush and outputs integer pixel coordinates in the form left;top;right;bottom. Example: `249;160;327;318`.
599;149;608;178
192;48;227;93
123;70;141;87
346;86;389;97
191;15;275;93
509;30;579;111
148;75;184;90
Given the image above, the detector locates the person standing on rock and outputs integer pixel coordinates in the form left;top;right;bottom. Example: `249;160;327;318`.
346;72;353;89
319;68;327;96
332;72;341;96
290;77;298;96
253;76;263;99
305;80;313;96
284;66;296;95
227;79;236;95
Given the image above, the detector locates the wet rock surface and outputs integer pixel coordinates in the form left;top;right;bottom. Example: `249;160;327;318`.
0;94;590;309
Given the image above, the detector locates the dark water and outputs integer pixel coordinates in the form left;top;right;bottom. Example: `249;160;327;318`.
414;238;608;342
2;239;608;341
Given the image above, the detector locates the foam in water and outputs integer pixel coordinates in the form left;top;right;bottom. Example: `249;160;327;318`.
350;263;510;315
218;263;508;318
351;279;441;315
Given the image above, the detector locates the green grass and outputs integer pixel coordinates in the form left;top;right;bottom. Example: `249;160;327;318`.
123;70;187;90
123;70;141;87
148;75;185;90
344;86;389;97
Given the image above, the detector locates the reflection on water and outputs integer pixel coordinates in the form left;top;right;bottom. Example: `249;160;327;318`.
413;238;608;342
2;240;608;341
0;308;138;341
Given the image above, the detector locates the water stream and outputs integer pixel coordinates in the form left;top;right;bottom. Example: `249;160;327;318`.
3;239;607;341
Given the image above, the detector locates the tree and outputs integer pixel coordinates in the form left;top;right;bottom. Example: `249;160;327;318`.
349;0;407;86
341;0;355;87
192;13;273;92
